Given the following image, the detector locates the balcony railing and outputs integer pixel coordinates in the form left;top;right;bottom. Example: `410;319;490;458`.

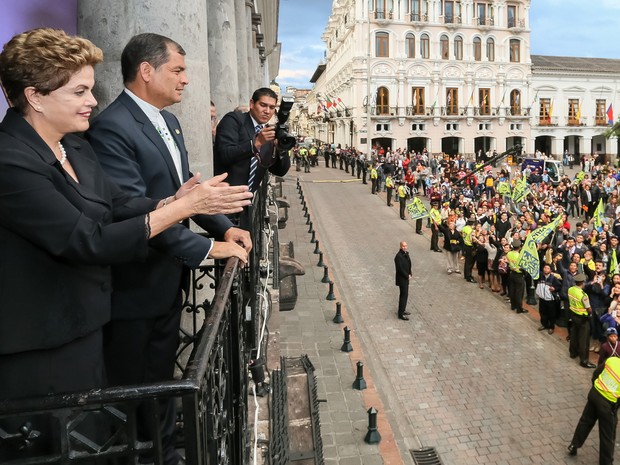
0;181;274;464
372;10;393;20
477;16;494;26
538;116;559;126
508;18;525;28
596;117;608;126
406;12;428;22
443;15;462;24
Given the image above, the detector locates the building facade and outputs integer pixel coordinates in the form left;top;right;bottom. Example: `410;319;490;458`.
301;0;619;161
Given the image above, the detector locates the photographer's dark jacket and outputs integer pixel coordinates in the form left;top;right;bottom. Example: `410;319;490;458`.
214;110;291;188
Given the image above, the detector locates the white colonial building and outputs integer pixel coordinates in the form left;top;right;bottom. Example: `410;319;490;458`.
293;0;620;162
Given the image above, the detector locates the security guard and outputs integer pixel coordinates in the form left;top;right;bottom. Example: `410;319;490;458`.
428;202;442;252
461;217;475;282
569;273;596;368
568;357;620;463
385;175;394;206
398;183;407;220
370;165;378;194
506;239;527;314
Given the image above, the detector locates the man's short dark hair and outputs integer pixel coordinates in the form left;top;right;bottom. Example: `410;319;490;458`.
121;33;186;84
251;87;278;103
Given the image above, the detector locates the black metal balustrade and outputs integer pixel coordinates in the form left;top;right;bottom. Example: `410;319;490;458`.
0;180;275;464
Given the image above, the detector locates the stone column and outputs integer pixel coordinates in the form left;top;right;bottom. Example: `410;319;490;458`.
235;0;250;105
77;0;214;177
246;0;259;91
207;0;239;115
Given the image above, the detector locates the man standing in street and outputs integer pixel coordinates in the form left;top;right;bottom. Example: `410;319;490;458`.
429;201;442;252
385;174;394;206
567;356;620;463
394;241;412;321
398;182;407;220
506;239;527;313
86;33;252;465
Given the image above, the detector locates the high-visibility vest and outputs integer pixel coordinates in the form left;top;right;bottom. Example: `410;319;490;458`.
462;225;473;246
506;250;521;272
385;177;394;188
568;286;589;316
371;168;378;179
429;208;441;225
398;185;406;198
595;357;620;403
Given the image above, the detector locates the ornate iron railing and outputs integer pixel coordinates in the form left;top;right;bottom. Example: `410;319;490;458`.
0;180;274;464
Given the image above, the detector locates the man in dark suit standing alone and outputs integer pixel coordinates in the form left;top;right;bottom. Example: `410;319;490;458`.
214;88;291;206
394;241;412;320
86;33;251;465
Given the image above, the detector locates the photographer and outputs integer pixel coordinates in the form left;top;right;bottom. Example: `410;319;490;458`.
215;87;291;191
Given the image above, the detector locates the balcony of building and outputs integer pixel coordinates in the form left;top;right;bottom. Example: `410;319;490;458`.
507;18;526;30
405;12;428;23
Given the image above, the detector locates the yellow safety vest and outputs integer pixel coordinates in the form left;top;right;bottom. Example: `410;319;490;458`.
595;357;620;403
506;250;521;272
568;286;589;316
371;168;378;179
385;177;394;188
429;208;441;225
462;225;473;246
398;185;406;198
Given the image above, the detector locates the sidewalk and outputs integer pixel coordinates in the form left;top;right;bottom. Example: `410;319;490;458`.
275;165;607;465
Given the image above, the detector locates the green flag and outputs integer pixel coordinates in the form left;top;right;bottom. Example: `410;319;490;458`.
512;176;530;203
517;233;540;280
496;181;511;196
610;249;619;278
407;197;429;220
592;198;606;232
528;215;562;244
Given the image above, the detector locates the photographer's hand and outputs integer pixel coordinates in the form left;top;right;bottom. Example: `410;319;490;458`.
255;125;276;150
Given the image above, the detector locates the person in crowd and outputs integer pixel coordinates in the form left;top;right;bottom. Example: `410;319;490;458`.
0;27;251;461
597;327;620;366
536;264;562;334
438;220;463;274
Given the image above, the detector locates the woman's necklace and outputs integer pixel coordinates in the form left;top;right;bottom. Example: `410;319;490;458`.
58;141;67;165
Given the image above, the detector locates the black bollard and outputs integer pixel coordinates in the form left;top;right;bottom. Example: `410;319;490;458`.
333;302;344;323
352;361;367;390
341;326;353;352
317;252;325;267
321;266;330;283
313;240;321;254
364;407;381;444
326;281;336;300
310;230;316;243
307;220;313;232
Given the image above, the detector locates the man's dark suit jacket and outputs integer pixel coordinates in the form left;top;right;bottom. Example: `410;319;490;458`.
214;110;291;188
86;91;232;320
0;109;155;355
394;249;412;286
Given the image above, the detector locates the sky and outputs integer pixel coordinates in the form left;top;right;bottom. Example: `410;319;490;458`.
277;0;620;91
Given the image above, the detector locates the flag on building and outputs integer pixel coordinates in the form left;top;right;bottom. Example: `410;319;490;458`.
517;232;541;280
608;103;614;125
549;98;554;118
407;197;429;220
325;96;333;109
530;89;539;108
576;99;582;124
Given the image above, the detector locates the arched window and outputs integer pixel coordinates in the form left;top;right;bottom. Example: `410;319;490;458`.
406;33;415;58
510;89;521;115
376;87;390;114
420;33;430;59
473;37;481;61
510;39;520;62
486;38;495;62
376;32;389;57
454;36;463;60
440;35;449;60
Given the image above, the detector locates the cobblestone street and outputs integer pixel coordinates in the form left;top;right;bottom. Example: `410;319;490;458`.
276;165;611;465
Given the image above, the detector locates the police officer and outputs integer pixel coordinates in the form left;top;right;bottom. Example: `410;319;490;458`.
398;182;407;220
568;356;620;464
569;273;596;368
428;202;442;252
385;175;394;206
506;239;527;313
461;216;476;282
370;164;378;194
